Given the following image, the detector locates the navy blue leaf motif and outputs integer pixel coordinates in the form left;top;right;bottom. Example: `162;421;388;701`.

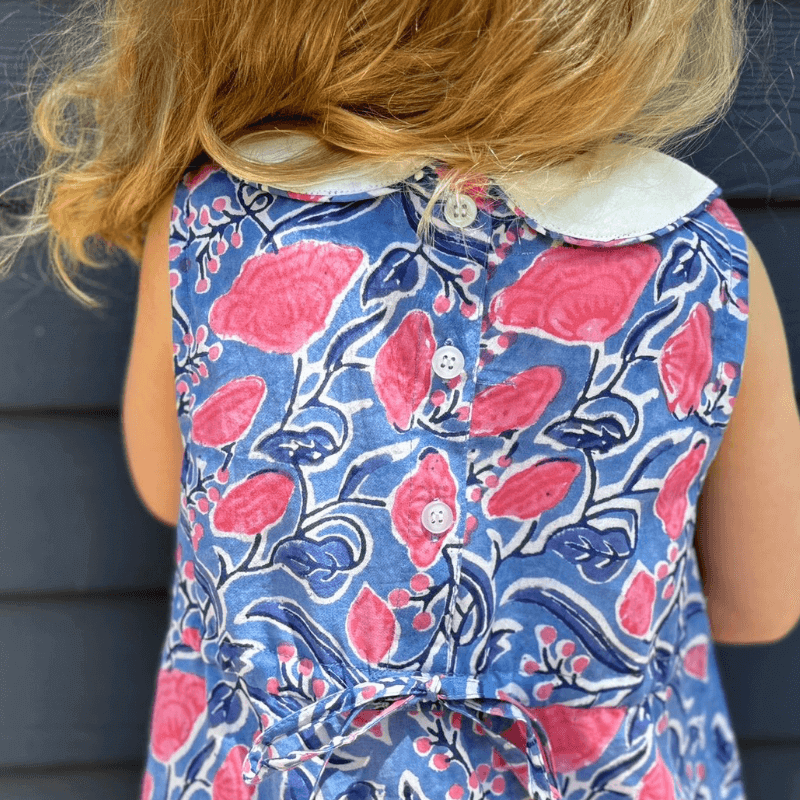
548;525;633;582
180;448;191;484
655;239;702;298
545;415;629;453
273;536;355;598
684;598;707;625
218;635;252;673
340;453;393;499
185;740;215;783
648;644;672;686
362;246;422;303
714;721;735;764
208;681;243;727
457;560;495;645
255;426;339;466
669;726;682;765
324;308;386;370
191;558;221;640
544;394;638;453
287;764;314;800
619;296;679;363
243;598;360;685
588;741;648;792
506;584;634;674
275;198;378;241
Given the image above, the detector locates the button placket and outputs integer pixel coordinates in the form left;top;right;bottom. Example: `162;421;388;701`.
431;202;496;674
423;200;491;436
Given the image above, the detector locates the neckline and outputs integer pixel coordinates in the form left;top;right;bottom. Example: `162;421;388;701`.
228;132;721;246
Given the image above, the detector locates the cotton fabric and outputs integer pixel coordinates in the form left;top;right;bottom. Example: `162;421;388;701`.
139;142;749;800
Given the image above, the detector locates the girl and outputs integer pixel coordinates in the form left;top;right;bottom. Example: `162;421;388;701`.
2;0;799;799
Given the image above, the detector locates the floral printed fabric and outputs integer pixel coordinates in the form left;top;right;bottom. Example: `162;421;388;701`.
140;159;750;800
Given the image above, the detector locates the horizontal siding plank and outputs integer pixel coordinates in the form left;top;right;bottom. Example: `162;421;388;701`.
0;766;144;800
0;595;169;767
0;248;137;409
0;415;174;593
739;743;800;800
715;621;800;740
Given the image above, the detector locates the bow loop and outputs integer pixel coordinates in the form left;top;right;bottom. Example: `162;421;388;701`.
242;674;560;800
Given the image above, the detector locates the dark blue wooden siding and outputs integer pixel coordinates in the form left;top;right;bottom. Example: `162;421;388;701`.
0;1;798;797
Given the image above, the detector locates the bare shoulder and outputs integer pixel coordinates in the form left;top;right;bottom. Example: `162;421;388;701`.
120;190;184;528
695;231;800;643
724;233;800;453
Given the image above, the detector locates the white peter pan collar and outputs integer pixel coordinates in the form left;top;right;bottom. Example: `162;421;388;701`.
231;132;718;244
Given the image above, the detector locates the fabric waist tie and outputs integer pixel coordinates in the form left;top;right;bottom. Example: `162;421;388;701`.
242;674;561;800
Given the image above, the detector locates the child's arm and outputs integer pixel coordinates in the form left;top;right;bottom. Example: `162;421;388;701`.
121;192;183;528
695;234;800;645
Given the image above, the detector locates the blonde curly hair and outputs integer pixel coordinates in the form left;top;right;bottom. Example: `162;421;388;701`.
0;0;751;308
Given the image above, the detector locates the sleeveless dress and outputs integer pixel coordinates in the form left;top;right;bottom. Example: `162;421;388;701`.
139;133;750;800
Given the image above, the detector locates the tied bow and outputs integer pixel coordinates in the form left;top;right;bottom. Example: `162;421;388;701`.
243;674;561;800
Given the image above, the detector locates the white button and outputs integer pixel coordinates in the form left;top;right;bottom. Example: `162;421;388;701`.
443;192;478;228
432;345;464;379
421;500;454;538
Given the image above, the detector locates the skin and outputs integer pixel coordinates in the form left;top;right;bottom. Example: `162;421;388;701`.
121;193;800;645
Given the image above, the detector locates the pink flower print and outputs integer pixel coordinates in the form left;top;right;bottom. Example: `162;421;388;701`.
486;459;580;520
495;758;529;796
658;303;714;418
346;584;398;664
389;588;411;608
489;243;660;342
209;241;364;354
391;452;458;568
706;198;743;232
470;366;564;437
148;668;206;763
654;438;708;540
528;705;626;773
539;624;557;645
374;310;435;430
683;641;709;680
352;707;383;735
211;471;294;535
617;564;657;638
637;749;677;800
192;376;267;447
140;771;154;800
181;627;202;651
212;744;256;800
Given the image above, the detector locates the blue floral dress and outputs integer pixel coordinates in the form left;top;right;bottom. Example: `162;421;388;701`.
139;140;749;800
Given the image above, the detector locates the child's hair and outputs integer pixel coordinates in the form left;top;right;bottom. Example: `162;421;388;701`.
0;0;750;310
